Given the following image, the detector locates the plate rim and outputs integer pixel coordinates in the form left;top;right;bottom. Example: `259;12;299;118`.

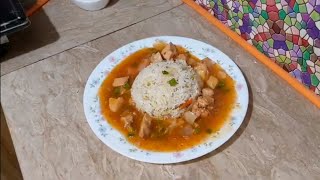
83;36;249;164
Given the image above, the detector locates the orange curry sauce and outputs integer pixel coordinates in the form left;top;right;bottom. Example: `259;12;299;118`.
98;43;237;152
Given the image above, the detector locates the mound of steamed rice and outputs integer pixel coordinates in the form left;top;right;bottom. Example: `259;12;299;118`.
131;60;201;118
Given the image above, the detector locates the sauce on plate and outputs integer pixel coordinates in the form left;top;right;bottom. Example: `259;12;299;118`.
98;43;237;152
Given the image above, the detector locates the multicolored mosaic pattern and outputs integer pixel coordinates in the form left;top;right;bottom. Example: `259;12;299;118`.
195;0;320;95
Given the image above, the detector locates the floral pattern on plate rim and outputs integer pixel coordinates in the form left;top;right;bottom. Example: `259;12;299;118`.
83;36;249;164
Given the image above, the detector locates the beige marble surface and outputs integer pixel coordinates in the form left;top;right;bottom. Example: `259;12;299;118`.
1;0;181;75
1;107;22;180
1;4;320;180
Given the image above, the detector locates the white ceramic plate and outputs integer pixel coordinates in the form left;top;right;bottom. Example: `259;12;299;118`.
83;36;249;164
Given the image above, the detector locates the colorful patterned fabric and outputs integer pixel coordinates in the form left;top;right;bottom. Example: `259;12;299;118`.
195;0;320;95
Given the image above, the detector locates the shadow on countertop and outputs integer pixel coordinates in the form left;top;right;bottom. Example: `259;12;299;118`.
0;0;121;61
0;105;23;180
1;9;59;62
107;0;120;7
20;0;37;9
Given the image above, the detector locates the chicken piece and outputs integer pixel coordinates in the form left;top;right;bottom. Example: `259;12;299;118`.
217;71;227;80
197;96;209;108
194;62;209;80
199;95;214;105
187;57;198;66
150;52;163;63
202;57;215;70
121;114;133;129
200;110;209;118
201;94;215;109
206;76;218;89
112;76;129;87
192;104;210;118
109;97;124;112
204;96;214;104
191;95;214;118
191;102;202;117
202;88;214;97
161;42;178;60
139;114;152;138
177;54;188;61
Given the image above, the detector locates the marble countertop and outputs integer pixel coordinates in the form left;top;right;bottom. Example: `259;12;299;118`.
1;0;320;179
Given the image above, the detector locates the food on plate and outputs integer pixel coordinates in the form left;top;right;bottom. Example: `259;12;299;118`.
131;60;201;118
99;42;237;151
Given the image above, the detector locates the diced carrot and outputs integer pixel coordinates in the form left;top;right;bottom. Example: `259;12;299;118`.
179;99;193;109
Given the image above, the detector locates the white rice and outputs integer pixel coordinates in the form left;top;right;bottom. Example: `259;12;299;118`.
131;60;201;118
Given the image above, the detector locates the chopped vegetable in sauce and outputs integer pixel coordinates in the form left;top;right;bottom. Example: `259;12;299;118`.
113;87;121;96
217;81;225;88
168;78;178;86
162;70;169;75
123;82;131;89
98;42;237;152
193;127;201;134
127;132;135;137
